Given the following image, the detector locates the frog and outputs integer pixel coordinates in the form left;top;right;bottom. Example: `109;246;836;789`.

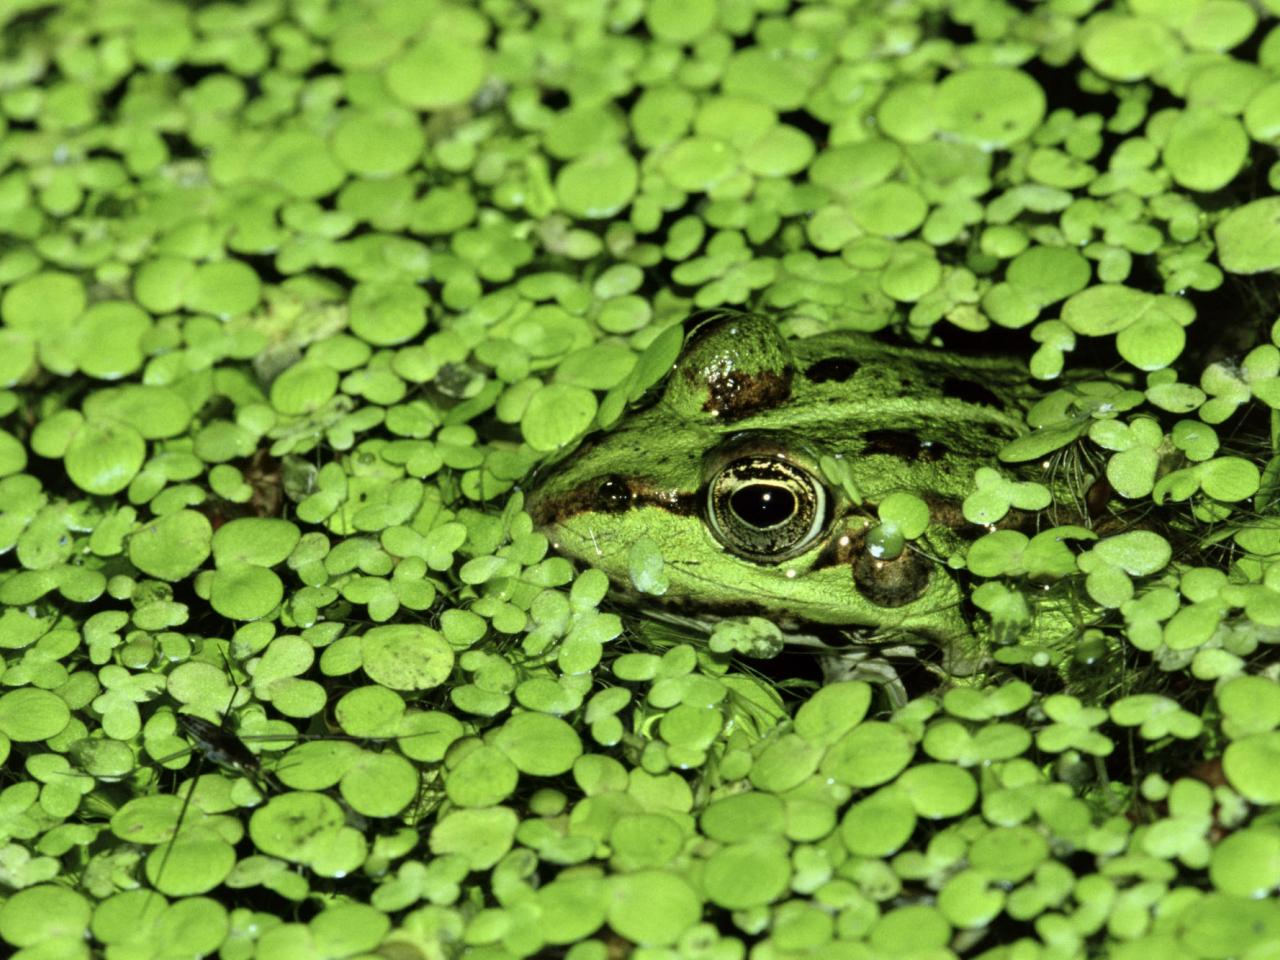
526;311;1044;679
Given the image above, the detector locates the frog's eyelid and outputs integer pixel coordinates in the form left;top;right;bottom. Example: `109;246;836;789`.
701;431;820;477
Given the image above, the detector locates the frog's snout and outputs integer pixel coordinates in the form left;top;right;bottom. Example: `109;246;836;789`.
528;473;637;529
525;489;548;527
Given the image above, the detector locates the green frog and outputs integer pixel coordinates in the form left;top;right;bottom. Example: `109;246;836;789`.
527;311;1042;678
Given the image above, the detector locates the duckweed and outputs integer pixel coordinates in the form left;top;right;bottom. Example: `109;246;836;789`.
5;1;1280;958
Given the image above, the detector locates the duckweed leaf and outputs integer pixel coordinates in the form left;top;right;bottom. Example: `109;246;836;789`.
0;885;91;950
249;791;364;873
1200;456;1261;501
841;787;916;858
963;467;1051;523
76;302;153;380
878;492;930;540
627;537;669;596
360;624;454;691
1109;694;1203;740
937;68;1046;149
556;147;639;220
212;519;300;568
967;530;1030;578
1164;109;1248;192
702;841;791;911
64;417;146;495
822;722;915;788
445;745;518;807
185;260;262;317
332;107;425;177
869;904;952;953
1036;695;1113;756
606;870;702;946
1217;675;1280;738
493;712;582;776
0;688;70;742
1007;246;1091;306
386;35;487;111
795;681;872;746
708;615;785;658
1061;283;1151;336
938;870;1005;929
1081;13;1178;81
997;420;1089;462
271;362;339;415
349;280;429;346
521;383;597;452
310;904;392;957
129;510;212;582
1090;531;1172;576
146;831;238;896
1216;196;1280;274
208;564;284;621
897;763;977;818
340;752;419;818
1209;828;1280;898
1224;732;1280;803
1178;894;1280;958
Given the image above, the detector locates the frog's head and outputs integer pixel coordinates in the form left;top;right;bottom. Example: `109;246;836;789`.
528;312;1015;656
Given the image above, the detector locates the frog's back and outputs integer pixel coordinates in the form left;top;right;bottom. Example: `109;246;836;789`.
739;332;1031;465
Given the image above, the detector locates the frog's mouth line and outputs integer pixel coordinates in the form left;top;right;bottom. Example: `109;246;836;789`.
649;555;967;625
540;512;972;640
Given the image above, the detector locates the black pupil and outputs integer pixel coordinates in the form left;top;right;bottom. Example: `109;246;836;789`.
730;484;795;529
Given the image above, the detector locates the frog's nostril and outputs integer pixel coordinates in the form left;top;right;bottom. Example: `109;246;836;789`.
595;476;633;512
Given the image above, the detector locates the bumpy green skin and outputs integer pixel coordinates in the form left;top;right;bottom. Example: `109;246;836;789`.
528;313;1032;670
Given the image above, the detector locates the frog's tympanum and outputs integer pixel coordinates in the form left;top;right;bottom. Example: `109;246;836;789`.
528;312;1036;676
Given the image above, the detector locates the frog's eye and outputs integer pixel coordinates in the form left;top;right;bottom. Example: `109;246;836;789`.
705;457;827;562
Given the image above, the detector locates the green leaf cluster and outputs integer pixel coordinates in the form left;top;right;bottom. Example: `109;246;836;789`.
6;1;1280;958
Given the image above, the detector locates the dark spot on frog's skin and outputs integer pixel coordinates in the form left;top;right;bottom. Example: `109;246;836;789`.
811;527;859;571
942;377;1004;409
809;522;933;607
852;547;933;608
917;440;950;462
859;431;953;462
626;485;698;515
530;475;698;526
860;430;923;459
805;357;860;384
527;475;632;525
595;476;633;513
925;496;968;531
699;364;794;422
